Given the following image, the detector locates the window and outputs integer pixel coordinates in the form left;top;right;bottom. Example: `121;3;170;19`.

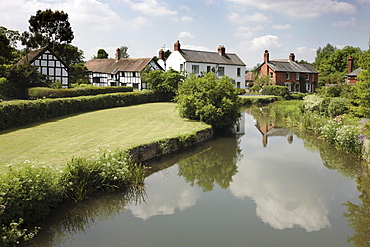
218;67;225;76
306;82;311;92
192;65;200;74
207;66;211;73
180;64;183;71
269;72;273;79
284;83;292;92
306;74;309;81
132;72;136;77
237;81;241;88
237;68;241;77
296;73;299;80
286;73;290;80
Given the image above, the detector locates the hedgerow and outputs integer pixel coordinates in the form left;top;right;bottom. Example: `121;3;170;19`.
27;86;133;99
0;91;166;130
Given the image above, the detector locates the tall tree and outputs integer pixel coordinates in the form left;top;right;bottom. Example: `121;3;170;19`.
119;45;130;58
24;9;74;49
95;49;109;59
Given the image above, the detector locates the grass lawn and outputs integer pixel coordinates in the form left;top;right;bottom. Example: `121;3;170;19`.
0;102;210;171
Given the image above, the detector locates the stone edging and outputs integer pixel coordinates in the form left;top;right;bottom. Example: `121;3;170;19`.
127;127;214;163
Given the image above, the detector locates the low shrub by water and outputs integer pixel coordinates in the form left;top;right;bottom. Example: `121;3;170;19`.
0;150;146;246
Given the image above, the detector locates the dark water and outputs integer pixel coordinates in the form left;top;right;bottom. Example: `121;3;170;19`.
29;109;370;247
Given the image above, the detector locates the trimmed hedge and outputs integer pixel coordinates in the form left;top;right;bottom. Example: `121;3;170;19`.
27;86;133;99
262;85;289;98
0;91;166;130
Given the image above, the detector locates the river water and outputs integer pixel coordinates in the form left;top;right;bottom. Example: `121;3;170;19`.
29;108;368;247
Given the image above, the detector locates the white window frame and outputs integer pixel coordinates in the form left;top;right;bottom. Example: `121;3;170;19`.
269;72;273;79
296;73;299;80
286;72;290;80
306;73;309;81
192;65;200;74
218;67;225;77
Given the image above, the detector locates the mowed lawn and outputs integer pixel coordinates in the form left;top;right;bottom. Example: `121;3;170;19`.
0;102;210;170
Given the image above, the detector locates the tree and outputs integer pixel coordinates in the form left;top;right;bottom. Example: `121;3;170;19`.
95;49;109;59
69;63;88;86
0;27;22;64
23;9;74;49
0;34;13;65
119;45;130;58
175;72;241;133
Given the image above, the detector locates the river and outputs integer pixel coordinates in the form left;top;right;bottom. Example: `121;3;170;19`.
28;108;368;247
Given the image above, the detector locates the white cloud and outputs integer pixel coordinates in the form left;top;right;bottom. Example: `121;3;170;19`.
271;24;292;30
123;0;177;16
234;26;263;39
227;12;269;24
178;31;195;39
332;17;356;28
180;15;193;22
250;35;282;50
227;0;356;18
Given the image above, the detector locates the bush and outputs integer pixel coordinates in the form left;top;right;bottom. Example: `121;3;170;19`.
175;73;240;133
237;88;246;95
27;86;134;99
303;94;324;113
0;91;167;130
262;85;289;98
327;97;350;117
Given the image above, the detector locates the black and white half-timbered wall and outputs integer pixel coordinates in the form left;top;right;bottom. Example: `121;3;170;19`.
18;46;69;88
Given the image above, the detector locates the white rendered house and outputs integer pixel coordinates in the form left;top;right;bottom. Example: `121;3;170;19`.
158;41;246;88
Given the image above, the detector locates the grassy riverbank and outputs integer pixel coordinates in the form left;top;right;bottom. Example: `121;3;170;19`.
0;102;210;171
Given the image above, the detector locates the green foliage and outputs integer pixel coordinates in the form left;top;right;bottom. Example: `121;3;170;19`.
96;49;108;59
61;150;146;201
249;84;261;92
142;69;184;98
27;85;133;99
175;73;240;133
119;45;130;58
239;95;279;106
22;9;74;49
353;52;370;117
317;83;355;98
237;88;246;95
0;91;167;129
302;94;324;113
0;64;49;98
255;75;273;86
327;97;350;117
261;85;289;98
1;218;39;246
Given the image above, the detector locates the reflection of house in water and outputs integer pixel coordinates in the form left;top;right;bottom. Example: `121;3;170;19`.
256;121;293;147
245;109;292;147
235;110;245;135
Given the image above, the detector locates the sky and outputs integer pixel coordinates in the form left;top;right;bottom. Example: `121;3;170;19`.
1;0;370;68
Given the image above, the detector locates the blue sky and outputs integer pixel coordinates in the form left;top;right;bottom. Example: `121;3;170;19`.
1;0;369;68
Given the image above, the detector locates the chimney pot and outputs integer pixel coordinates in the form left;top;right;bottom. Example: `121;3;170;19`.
158;49;164;60
174;40;181;51
264;50;269;63
289;53;295;62
116;48;120;61
348;55;354;74
218;45;226;56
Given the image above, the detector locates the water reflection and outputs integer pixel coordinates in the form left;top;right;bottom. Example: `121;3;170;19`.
29;107;366;247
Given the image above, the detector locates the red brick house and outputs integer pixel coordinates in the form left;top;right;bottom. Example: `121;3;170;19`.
345;55;363;84
256;50;318;93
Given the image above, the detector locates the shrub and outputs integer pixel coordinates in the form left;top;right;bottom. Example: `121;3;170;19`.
327;97;350;117
176;73;240;133
237;88;246;95
262;85;289;98
303;94;324;113
335;125;363;156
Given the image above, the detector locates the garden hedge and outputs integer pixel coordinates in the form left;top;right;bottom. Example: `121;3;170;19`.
0;91;167;130
27;86;133;99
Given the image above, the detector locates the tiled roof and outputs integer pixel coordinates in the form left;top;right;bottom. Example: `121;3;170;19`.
347;68;363;77
245;72;255;81
85;58;154;74
179;49;245;66
17;46;52;64
266;60;318;74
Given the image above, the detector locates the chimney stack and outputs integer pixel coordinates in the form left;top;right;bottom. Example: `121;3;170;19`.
264;50;269;63
158;49;165;60
289;53;295;62
348;55;354;74
174;40;181;51
116;48;120;62
218;45;226;56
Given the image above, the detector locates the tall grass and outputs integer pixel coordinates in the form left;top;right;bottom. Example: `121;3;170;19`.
0;150;145;246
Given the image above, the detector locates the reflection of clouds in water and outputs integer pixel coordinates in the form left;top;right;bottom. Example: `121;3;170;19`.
229;151;331;232
127;167;202;220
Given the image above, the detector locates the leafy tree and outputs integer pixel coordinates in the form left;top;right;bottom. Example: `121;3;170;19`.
0;26;20;48
353;51;370;117
0;64;49;98
21;9;83;65
141;69;183;99
119;45;130;58
69;63;88;85
0;34;13;65
23;9;74;49
94;49;109;59
175;72;241;133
